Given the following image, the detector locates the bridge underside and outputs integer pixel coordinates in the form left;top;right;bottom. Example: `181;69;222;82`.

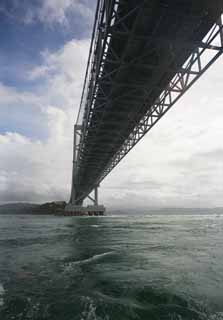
70;0;223;204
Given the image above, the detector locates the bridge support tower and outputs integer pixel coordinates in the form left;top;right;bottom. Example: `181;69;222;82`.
65;125;105;216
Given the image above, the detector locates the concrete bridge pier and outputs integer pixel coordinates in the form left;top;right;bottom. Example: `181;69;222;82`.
65;185;105;216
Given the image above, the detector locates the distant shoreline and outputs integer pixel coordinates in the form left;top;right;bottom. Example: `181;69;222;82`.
0;202;223;215
0;201;66;215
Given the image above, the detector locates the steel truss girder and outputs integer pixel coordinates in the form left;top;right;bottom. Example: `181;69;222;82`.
93;17;223;186
75;0;128;170
71;0;223;203
78;2;147;165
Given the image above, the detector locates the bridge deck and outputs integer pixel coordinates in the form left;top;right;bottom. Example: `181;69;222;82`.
74;0;223;202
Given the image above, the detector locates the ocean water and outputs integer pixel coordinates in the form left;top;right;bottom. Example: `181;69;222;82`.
0;213;223;320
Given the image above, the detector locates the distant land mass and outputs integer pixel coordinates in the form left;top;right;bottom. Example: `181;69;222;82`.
0;202;66;215
0;203;223;215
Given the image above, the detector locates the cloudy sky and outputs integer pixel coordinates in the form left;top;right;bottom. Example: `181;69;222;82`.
0;1;223;209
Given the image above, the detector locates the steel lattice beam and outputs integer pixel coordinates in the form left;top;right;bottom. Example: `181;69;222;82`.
96;17;223;185
69;0;223;204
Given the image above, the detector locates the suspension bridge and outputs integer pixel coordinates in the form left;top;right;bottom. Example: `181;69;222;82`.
65;0;223;215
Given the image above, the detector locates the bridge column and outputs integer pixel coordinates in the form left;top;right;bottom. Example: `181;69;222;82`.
65;125;105;215
65;124;85;213
69;124;82;205
86;185;105;216
66;183;105;215
87;185;99;206
94;186;98;206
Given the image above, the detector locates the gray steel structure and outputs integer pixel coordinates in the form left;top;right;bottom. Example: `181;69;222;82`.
69;0;223;205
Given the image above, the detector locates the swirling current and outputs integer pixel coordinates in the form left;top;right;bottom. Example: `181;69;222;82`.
0;213;223;319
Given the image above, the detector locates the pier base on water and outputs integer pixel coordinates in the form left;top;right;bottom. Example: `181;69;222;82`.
64;204;105;216
65;180;105;216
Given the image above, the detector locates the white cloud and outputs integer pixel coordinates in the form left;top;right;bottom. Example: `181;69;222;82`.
38;0;74;25
0;39;90;203
28;40;89;108
25;0;94;27
0;83;41;106
0;0;94;28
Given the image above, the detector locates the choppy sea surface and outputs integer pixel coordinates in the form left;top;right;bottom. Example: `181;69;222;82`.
0;213;223;320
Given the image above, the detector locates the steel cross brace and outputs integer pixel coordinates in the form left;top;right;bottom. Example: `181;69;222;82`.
93;16;223;186
73;8;223;202
76;0;145;165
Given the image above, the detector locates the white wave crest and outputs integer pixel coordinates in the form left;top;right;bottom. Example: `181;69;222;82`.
64;251;115;272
